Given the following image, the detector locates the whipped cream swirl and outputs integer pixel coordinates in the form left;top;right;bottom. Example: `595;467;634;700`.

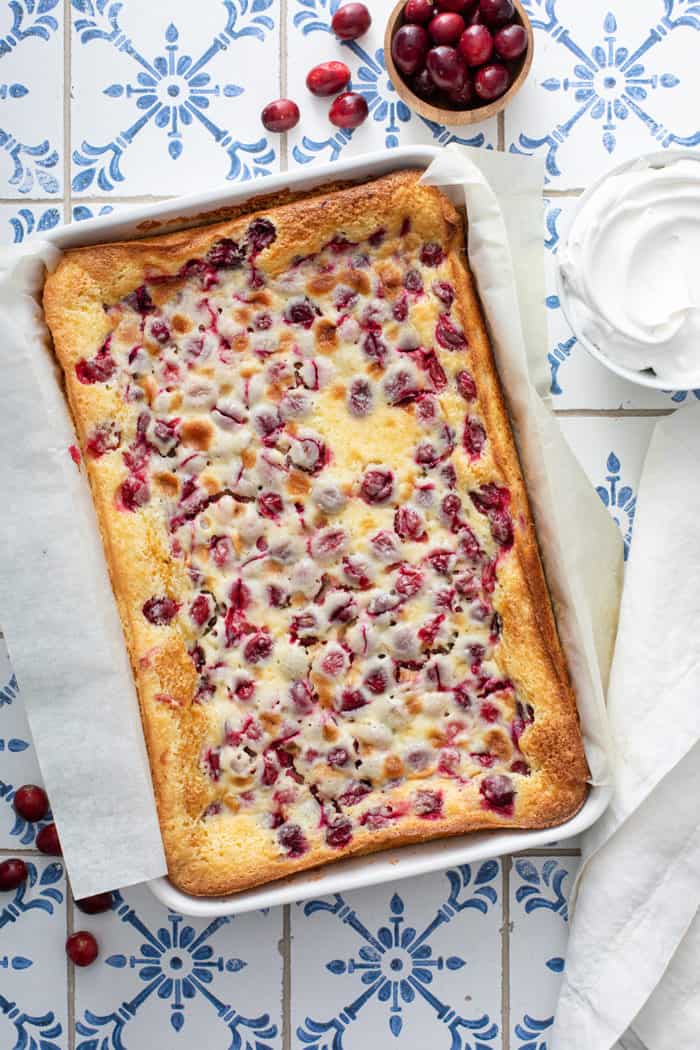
559;157;700;387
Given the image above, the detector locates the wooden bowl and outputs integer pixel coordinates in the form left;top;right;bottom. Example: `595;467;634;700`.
384;0;534;125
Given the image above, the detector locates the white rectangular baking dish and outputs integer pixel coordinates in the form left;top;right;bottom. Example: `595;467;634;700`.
42;145;612;916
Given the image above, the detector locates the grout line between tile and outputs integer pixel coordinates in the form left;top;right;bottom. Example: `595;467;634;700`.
545;188;586;198
282;904;291;1050
497;112;505;152
66;879;76;1050
501;856;511;1050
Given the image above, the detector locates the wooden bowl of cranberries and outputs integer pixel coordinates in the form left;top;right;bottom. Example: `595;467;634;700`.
385;0;533;124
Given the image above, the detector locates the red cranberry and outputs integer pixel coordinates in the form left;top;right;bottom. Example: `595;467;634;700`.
340;688;368;712
348;377;373;417
429;11;465;44
243;632;273;664
117;475;150;512
459;23;493;65
437;0;477;9
495;22;528;59
392;23;431;75
414;788;444;819
338;781;371;807
404;0;435;23
247;217;277;254
66;931;99;967
479;0;514;27
433;280;455;307
0;858;28;891
75;346;116;385
258;491;284;519
360;469;394;504
412;66;439;100
364;668;388;694
329;91;369;129
436;313;466;349
426;45;467;91
13;785;49;822
463;418;487;458
286;299;316;327
326;817;353;849
261;98;300;133
394;507;427;541
142;597;179;626
480;773;515;812
447;77;475;105
86;422;121;458
306;61;351;97
456;369;477;400
36;822;61;856
207;238;244;269
278;823;309;858
474;62;511;101
332;2;371;40
420;242;446;267
327;747;350;768
124;285;155;315
76;891;114;914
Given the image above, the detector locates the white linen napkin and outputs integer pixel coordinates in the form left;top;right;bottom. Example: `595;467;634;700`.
553;402;700;1050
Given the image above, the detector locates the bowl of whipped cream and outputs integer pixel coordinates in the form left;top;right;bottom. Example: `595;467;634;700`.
557;151;700;391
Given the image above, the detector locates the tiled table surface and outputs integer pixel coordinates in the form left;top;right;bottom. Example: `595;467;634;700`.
1;1;697;1047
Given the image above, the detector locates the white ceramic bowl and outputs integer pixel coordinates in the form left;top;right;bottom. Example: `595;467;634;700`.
556;149;700;391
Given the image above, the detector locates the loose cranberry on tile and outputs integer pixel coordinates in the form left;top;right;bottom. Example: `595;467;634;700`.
0;858;28;891
261;99;300;133
75;891;114;915
36;822;62;856
306;61;351;97
329;92;369;129
13;784;49;822
66;931;99;967
332;2;371;40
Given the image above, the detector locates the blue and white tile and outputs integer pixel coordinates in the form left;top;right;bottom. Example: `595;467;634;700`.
0;639;47;850
287;0;497;169
292;864;502;1050
0;0;63;196
0;201;64;245
559;417;656;560
0;855;68;1050
507;0;700;189
544;197;700;408
70;0;280;197
73;884;282;1050
509;854;580;1050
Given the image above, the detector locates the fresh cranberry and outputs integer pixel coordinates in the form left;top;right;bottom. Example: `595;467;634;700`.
332;2;371;39
36;822;61;856
348;377;373;417
360;469;394;504
258;491;284;519
329;92;369;129
243;631;273;664
13;785;48;822
75;345;116;385
278;823;309;857
436;313;467;349
262;98;300;132
412;66;439;100
456;369;477;400
474;62;511;101
426;46;467;92
479;0;514;26
495;22;528;59
207;238;245;269
75;891;114;915
480;773;515;812
117;475;150;512
392;24;431;75
429;11;465;44
142;597;179;625
447;77;475;105
458;23;494;65
326;817;353;848
463;418;487;458
405;0;434;23
438;0;477;9
395;507;427;541
66;931;99;967
420;242;446;267
0;858;28;891
306;61;351;97
327;747;350;768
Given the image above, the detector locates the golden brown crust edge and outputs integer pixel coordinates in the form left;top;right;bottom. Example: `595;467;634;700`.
44;170;588;898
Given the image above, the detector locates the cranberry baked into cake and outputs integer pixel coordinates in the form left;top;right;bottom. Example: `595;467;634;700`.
44;171;588;896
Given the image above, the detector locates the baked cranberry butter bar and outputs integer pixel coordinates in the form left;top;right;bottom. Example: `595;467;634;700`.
44;170;588;896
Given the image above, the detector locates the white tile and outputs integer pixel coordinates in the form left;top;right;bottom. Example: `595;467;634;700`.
73;884;282;1049
71;1;280;196
292;863;502;1050
506;0;700;189
0;0;63;196
559;416;656;560
287;0;497;168
509;854;580;1049
543;199;700;410
0;638;48;850
0;855;68;1048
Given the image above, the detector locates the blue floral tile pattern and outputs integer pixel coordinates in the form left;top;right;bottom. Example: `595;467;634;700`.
0;639;45;849
506;0;700;188
0;857;67;1050
293;866;501;1050
596;452;637;560
70;0;279;195
0;0;63;195
73;884;282;1049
